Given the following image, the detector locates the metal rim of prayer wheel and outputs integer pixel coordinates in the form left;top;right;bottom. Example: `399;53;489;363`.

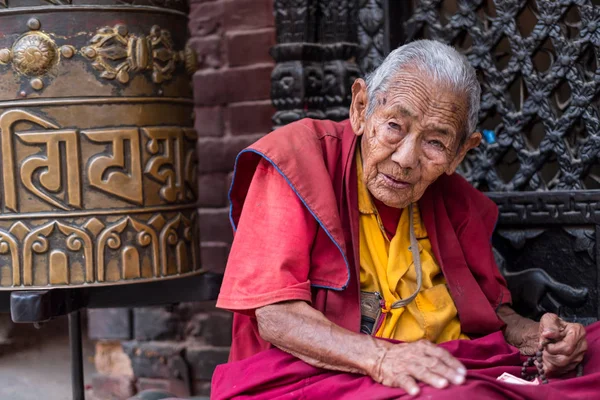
0;0;202;290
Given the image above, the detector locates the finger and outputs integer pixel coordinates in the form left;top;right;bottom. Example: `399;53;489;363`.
421;355;466;385
543;356;575;376
546;324;585;355
395;374;420;396
408;363;449;389
422;342;467;376
544;340;587;377
543;351;581;376
545;337;576;355
539;314;565;343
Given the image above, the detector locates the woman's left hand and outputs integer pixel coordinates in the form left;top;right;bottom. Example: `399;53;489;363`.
538;313;587;376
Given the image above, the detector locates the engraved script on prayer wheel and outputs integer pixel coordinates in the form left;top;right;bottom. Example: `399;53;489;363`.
0;1;201;289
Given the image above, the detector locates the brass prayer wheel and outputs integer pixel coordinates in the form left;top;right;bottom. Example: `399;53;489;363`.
0;1;201;289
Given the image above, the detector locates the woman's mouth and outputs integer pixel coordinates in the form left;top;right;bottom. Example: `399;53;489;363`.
381;173;411;189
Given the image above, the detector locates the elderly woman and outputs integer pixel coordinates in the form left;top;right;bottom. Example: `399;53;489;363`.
211;40;600;399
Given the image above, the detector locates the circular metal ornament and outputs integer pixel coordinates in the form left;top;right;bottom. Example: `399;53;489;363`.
11;32;57;76
30;78;44;90
60;45;75;59
27;18;41;31
0;48;11;64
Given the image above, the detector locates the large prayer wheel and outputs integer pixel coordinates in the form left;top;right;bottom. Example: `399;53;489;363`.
0;1;201;289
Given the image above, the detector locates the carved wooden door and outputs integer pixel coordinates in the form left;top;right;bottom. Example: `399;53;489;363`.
403;0;600;325
271;0;600;324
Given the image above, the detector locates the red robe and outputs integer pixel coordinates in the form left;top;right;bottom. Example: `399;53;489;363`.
219;118;510;361
212;118;600;399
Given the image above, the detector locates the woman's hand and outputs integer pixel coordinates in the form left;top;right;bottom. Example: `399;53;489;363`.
538;313;587;376
371;339;466;396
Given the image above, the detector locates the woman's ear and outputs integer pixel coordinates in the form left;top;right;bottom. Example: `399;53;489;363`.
350;78;368;136
447;131;482;175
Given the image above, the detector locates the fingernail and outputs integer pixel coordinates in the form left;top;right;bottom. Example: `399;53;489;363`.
458;367;467;375
409;387;419;396
454;375;465;384
437;378;448;387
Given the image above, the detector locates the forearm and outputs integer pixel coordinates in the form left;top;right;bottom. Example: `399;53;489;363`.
497;305;539;355
256;301;388;377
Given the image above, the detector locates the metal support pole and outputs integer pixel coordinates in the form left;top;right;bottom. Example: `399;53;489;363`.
68;310;85;400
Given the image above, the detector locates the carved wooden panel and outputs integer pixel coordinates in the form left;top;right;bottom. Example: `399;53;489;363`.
271;0;361;128
406;0;600;192
405;0;600;323
0;1;200;289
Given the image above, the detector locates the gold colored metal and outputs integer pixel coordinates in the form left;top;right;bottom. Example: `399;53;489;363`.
27;17;40;30
0;1;199;290
60;45;75;59
183;44;198;75
12;32;57;75
0;48;11;64
82;24;194;84
30;78;43;90
1;1;76;7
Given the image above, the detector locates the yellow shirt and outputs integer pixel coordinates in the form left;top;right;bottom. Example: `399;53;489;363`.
357;150;469;343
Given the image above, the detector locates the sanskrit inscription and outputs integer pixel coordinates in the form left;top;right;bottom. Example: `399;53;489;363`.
19;130;82;211
84;128;143;205
0;109;197;213
144;127;197;203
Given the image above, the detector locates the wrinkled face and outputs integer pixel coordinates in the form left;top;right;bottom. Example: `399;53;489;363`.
349;67;481;209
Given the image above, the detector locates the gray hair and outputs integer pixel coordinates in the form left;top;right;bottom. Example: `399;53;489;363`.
365;39;481;138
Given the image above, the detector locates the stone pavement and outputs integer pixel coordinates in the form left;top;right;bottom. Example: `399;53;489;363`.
0;314;96;400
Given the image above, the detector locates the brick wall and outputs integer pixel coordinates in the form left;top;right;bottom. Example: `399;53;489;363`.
192;0;275;275
90;1;275;398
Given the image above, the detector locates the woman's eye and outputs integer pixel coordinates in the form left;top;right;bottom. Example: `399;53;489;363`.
388;122;401;130
429;140;445;149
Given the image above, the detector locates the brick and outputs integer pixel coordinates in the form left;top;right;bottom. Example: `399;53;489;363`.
196;138;226;173
91;374;135;400
189;1;224;37
133;307;181;341
224;0;274;30
122;341;185;379
194;106;224;137
136;377;191;398
87;308;132;340
186;345;230;380
226;28;276;67
197;135;261;173
194;65;273;106
227;101;274;135
224;64;273;103
198;173;227;207
198;208;233;243
193;70;227;106
200;242;230;273
226;171;234;197
94;341;134;377
189;35;224;70
184;312;232;346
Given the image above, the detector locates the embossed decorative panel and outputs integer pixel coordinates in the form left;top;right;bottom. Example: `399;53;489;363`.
0;1;200;289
